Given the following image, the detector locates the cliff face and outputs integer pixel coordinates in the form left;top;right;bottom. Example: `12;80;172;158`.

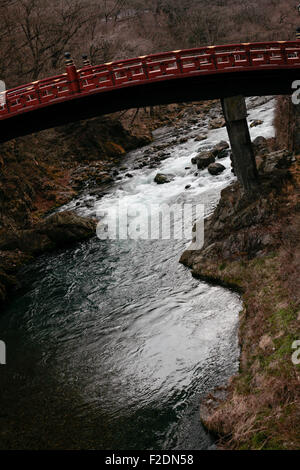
180;153;300;450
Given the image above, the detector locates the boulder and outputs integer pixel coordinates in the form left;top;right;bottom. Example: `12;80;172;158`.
252;136;268;156
209;118;225;129
0;211;97;255
154;173;175;184
212;141;230;159
208;163;226;175
192;151;215;169
259;150;293;173
34;211;97;251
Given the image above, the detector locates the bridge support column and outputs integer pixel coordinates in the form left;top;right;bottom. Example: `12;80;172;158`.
221;95;258;193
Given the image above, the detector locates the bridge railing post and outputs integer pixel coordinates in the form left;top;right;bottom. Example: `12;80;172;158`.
65;52;80;94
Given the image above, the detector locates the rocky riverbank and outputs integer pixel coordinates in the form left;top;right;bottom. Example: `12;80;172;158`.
180;149;300;449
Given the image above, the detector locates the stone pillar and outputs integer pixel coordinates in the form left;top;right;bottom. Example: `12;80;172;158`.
221;95;258;193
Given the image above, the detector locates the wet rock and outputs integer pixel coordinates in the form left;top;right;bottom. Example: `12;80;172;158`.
259;150;293;173
208;163;226;175
155;153;170;162
252;136;268;156
194;134;208;142
149;161;161;168
154;173;175;184
38;211;96;245
200;389;228;426
126;173;133;178
95;173;114;185
192;151;215;169
250;119;263;128
0;211;97;255
185;185;192;190
179;137;188;144
212;141;230;159
209;118;225;129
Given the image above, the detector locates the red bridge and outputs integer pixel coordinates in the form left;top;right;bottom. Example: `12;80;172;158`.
1;41;300;143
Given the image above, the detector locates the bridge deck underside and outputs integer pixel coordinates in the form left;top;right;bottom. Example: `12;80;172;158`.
0;68;299;143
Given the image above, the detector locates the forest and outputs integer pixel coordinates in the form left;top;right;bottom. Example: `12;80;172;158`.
1;0;300;87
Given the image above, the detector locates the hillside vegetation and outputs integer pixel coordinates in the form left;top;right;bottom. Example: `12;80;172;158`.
1;0;299;88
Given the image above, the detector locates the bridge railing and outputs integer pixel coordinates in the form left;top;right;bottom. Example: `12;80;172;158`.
0;74;69;116
1;41;300;120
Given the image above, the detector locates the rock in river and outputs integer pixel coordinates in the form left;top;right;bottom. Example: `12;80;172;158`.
0;211;97;255
154;173;175;184
208;163;226;175
212;141;230;159
209;117;225;129
192;151;215;170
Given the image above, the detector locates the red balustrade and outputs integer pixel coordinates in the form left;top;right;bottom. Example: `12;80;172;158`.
1;41;300;120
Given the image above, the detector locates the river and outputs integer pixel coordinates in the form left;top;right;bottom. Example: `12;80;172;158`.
0;97;275;450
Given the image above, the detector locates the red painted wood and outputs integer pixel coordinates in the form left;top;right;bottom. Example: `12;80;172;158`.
1;41;300;121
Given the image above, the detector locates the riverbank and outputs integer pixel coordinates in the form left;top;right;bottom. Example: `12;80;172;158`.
180;152;300;449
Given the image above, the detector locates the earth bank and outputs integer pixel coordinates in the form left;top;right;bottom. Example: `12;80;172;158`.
180;150;300;450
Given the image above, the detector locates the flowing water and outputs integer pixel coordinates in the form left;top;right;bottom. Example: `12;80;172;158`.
0;97;275;450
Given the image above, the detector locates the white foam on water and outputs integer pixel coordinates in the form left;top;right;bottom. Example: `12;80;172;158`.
65;96;276;243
